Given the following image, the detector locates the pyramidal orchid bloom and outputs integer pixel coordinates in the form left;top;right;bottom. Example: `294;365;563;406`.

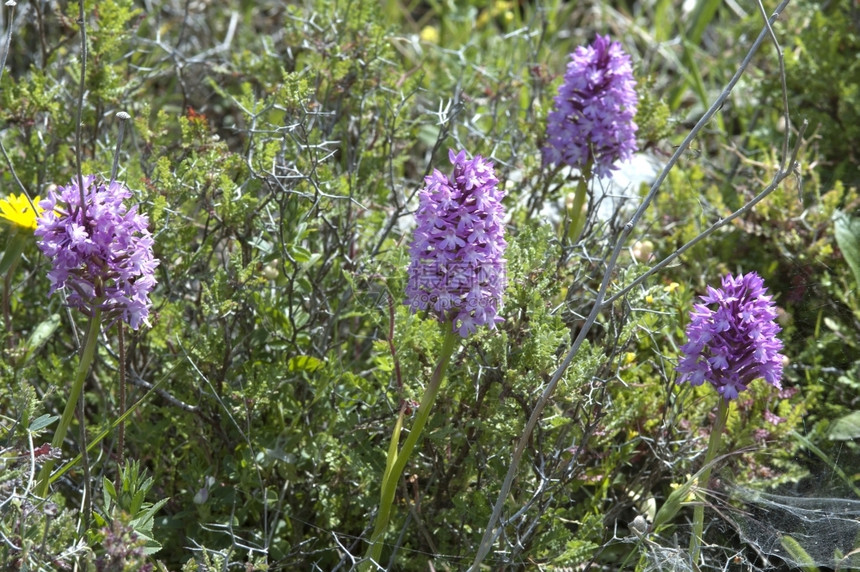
35;175;158;330
543;35;639;178
406;150;507;337
676;272;785;400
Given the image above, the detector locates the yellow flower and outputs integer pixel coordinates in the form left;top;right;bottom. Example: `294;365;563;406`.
663;281;680;294
419;25;439;44
0;193;42;231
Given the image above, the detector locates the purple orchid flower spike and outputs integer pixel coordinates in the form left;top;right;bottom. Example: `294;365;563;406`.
36;176;159;330
543;35;639;178
406;150;507;338
677;272;785;400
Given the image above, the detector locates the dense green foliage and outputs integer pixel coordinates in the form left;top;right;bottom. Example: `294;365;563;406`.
1;0;858;570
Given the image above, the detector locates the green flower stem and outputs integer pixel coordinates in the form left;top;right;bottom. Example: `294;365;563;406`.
0;229;28;276
35;309;101;498
689;397;730;567
364;324;459;569
567;160;593;242
117;326;127;476
1;235;24;337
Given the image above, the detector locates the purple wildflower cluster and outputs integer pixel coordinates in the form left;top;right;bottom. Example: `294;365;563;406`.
543;35;639;178
96;517;154;572
35;176;158;330
676;272;785;400
406;150;507;338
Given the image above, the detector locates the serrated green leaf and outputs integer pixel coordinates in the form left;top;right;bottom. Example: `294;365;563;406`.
140;537;163;555
131;498;169;535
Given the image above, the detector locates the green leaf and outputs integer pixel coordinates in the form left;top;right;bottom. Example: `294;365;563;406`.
686;0;722;44
131;497;169;535
828;410;860;440
291;244;313;264
23;314;61;363
834;211;860;287
652;475;695;532
28;414;59;433
653;0;674;43
103;476;117;509
780;534;819;572
288;355;324;373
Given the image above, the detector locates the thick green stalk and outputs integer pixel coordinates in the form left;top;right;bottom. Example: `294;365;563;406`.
35;310;101;498
566;160;593;242
0;229;27;276
2;239;22;338
689;397;730;567
363;325;459;569
117;325;126;472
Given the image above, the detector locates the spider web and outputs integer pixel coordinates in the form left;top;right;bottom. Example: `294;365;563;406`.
729;485;860;570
